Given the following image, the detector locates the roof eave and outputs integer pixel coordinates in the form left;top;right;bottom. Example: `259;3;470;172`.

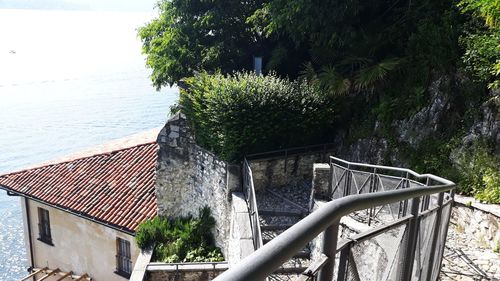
0;184;139;236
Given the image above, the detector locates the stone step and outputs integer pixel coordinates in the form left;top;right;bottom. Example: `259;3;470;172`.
259;209;304;217
261;224;295;231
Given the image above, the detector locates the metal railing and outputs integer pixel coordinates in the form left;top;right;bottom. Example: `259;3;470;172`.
216;156;455;281
146;261;229;272
329;156;452;226
245;143;336;161
243;159;263;250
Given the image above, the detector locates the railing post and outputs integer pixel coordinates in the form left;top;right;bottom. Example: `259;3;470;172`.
328;161;334;198
425;192;444;281
399;196;420;281
344;164;351;197
368;169;378;226
336;245;350;281
318;221;340;281
434;194;453;281
422;177;431;211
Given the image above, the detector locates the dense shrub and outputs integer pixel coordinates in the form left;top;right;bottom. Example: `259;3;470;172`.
456;143;500;204
177;72;336;161
135;207;224;263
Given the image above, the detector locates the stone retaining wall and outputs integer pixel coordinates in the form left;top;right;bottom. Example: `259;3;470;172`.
155;113;240;256
249;152;332;191
441;195;499;280
452;195;499;251
312;163;330;200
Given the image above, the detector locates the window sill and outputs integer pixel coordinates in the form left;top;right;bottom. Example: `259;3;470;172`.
37;238;54;246
114;270;131;279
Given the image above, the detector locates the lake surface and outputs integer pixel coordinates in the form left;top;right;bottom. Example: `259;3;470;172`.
0;9;177;280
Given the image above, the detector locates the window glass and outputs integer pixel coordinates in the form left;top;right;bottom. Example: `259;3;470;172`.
37;207;52;245
116;238;132;276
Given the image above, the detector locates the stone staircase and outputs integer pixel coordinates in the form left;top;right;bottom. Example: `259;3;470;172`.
256;181;313;280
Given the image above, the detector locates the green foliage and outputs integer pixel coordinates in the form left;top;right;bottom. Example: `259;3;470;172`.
461;33;500;88
459;0;500;89
456;142;500;204
139;0;468;96
494;241;500;253
135;216;170;249
178;72;336;161
135;207;224;263
299;58;402;96
477;168;500;203
138;0;269;88
458;0;500;28
251;0;464;97
405;136;462;183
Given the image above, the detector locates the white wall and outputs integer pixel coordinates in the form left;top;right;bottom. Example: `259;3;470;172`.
21;199;140;281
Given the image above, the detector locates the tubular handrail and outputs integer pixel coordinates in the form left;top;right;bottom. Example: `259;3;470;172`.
243;159;263;249
245;143;335;160
330;156;454;186
214;183;455;281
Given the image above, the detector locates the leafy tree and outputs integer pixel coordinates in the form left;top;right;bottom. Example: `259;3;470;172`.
138;0;270;89
249;0;464;96
140;0;464;94
458;0;500;89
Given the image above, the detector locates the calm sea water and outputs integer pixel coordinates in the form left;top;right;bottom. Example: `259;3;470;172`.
0;9;177;280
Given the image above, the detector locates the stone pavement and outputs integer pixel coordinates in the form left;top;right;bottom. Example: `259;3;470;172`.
440;220;500;281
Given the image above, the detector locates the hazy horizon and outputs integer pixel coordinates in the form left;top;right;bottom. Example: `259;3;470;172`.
0;0;158;12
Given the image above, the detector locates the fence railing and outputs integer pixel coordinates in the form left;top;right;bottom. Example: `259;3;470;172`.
146;261;229;272
242;159;263;250
329;156;453;226
245;143;335;161
215;156;455;281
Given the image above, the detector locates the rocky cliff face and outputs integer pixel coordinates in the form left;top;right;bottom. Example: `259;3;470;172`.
461;89;500;155
394;77;453;149
331;75;499;172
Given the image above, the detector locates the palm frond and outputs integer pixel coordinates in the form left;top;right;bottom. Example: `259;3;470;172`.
299;61;318;83
354;58;401;91
318;66;351;95
338;56;372;68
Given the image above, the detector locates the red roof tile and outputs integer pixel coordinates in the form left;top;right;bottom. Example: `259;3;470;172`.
0;141;158;234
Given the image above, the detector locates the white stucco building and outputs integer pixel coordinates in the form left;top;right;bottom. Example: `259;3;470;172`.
0;131;159;281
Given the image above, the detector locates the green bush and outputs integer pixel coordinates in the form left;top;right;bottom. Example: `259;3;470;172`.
475;167;500;203
177;72;336;161
456;143;500;204
135;207;224;263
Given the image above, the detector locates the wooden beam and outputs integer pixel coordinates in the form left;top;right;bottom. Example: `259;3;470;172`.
74;273;89;281
37;268;60;281
54;271;72;281
19;267;47;281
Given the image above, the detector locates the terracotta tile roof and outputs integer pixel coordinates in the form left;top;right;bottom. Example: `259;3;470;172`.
0;140;159;234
